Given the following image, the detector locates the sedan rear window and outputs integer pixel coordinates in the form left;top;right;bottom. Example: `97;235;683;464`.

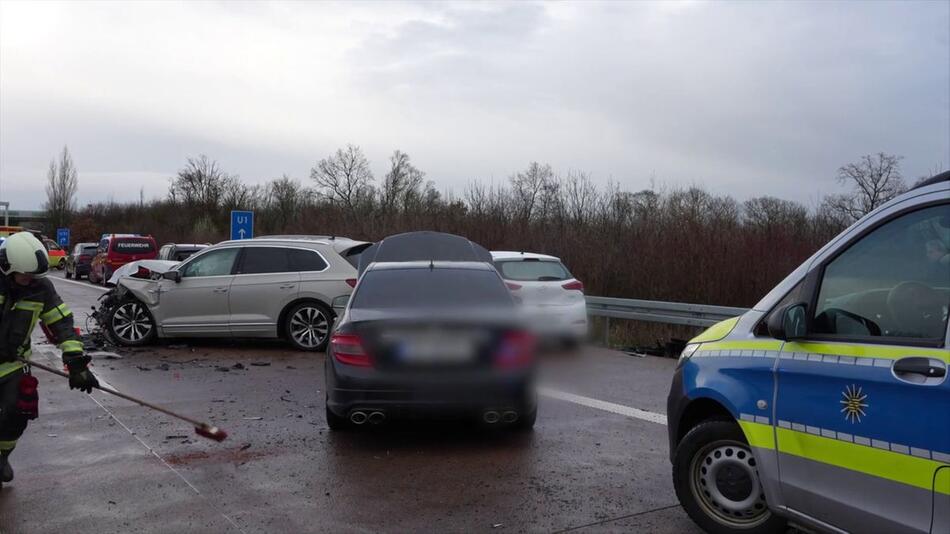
351;269;511;309
81;246;98;255
495;260;570;281
112;238;155;253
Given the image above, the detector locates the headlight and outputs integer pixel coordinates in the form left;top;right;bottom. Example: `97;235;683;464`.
678;343;700;363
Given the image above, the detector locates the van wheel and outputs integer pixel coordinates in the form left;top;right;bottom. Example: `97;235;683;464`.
673;420;785;534
107;299;156;346
284;301;331;351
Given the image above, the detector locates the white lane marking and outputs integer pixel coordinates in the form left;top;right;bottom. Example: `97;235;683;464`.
539;387;668;426
49;274;109;292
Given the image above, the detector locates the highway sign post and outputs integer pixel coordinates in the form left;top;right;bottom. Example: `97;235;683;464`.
56;228;70;247
230;210;254;240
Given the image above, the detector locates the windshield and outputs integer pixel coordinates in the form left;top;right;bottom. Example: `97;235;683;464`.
495;259;570;281
351;268;512;309
112;238;155;254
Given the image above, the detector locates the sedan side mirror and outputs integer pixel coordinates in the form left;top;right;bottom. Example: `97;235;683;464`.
767;302;808;341
162;270;182;283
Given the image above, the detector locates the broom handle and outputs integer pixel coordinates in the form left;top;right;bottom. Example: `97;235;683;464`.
20;358;206;428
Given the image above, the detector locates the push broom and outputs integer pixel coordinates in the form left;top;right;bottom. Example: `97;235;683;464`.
20;357;229;442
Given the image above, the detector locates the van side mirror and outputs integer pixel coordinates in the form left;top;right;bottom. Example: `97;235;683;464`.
162;270;182;283
767;303;808;341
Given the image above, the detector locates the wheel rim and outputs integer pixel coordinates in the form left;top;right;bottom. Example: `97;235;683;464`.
289;306;328;348
111;302;153;342
690;439;770;527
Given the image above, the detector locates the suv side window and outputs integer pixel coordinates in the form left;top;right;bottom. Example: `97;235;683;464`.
239;247;291;274
181;248;239;278
288;249;328;272
813;204;950;340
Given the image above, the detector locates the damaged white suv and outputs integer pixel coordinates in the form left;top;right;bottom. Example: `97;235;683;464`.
100;236;370;351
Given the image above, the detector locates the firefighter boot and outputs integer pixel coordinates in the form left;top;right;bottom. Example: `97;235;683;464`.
0;450;13;484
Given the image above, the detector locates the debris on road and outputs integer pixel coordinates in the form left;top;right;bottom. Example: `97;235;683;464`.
250;361;271;366
232;363;245;370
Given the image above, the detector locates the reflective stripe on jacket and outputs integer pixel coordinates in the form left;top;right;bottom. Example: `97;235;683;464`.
0;276;83;378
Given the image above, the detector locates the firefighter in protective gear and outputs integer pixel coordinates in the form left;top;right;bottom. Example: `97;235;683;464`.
0;232;99;488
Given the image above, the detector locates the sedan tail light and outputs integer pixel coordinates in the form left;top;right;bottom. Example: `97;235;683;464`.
505;282;522;291
79;255;91;261
562;280;584;292
494;330;536;369
345;278;357;288
331;333;371;367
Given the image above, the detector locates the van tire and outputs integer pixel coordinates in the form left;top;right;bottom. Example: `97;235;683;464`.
673;419;786;534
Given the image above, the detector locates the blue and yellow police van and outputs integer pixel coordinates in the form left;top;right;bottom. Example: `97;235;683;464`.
668;171;949;534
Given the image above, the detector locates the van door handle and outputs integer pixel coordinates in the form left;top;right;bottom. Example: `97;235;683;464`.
213;287;229;293
279;284;296;290
893;357;946;378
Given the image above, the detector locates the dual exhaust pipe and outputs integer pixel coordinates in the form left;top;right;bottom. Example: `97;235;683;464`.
483;410;518;424
349;410;386;425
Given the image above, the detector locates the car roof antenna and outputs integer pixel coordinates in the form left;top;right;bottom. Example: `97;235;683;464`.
429;259;434;270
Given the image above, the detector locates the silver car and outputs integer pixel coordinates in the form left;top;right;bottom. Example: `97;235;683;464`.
104;236;370;351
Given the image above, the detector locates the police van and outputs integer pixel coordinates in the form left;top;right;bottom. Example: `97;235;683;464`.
668;172;949;534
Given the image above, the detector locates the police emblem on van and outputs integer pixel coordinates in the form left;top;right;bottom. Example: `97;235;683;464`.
840;384;868;423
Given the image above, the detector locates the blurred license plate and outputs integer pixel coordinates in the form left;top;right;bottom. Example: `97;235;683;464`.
397;333;475;364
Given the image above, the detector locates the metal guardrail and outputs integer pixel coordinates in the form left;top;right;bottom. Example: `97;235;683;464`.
586;296;749;330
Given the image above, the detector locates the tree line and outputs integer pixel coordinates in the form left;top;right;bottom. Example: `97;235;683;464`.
46;145;927;307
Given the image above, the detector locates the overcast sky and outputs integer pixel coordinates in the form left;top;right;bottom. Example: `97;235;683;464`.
1;0;948;210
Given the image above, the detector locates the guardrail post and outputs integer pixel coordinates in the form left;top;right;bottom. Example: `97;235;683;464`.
603;316;610;347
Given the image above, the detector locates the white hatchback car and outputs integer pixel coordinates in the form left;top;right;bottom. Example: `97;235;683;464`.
491;251;588;344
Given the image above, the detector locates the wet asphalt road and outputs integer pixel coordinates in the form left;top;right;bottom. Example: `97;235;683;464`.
0;272;704;534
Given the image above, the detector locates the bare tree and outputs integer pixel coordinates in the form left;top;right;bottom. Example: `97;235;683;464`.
44;145;79;229
266;174;308;229
169;155;235;211
380;150;425;214
510;162;554;222
828;153;906;221
310;144;375;216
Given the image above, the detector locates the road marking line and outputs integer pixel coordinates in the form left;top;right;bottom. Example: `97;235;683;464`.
539;387;668;426
49;274;109;292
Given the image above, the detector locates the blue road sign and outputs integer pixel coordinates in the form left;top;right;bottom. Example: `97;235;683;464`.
230;210;254;240
56;228;70;247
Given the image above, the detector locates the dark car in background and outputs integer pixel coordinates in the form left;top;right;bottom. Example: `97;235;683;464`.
89;234;158;286
325;232;537;431
65;242;99;279
157;243;209;261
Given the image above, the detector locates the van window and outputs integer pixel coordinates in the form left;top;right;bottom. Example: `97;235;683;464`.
112;238;155;254
182;248;238;278
813;204;950;340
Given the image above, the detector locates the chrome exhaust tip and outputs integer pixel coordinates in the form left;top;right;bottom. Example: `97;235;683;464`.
368;411;386;424
350;411;368;425
483;411;501;424
501;411;518;423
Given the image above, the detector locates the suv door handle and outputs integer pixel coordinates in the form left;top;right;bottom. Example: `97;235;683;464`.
893;357;946;378
213;287;229;293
